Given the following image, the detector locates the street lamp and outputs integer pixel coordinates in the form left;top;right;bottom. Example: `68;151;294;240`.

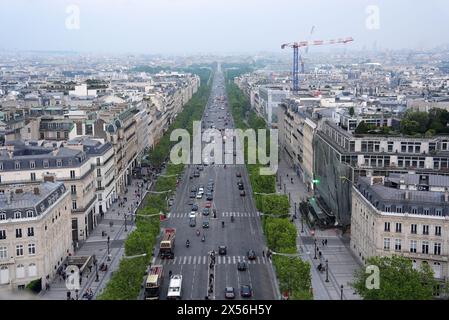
340;284;344;300
94;255;99;282
314;239;317;259
325;259;329;282
107;236;111;261
284;183;286;194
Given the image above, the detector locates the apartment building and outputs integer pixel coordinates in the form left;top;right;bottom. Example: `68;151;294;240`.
0;182;72;291
0;141;96;243
351;174;449;283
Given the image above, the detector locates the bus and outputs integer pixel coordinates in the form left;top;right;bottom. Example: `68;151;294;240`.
159;228;176;259
166;274;182;300
144;265;164;300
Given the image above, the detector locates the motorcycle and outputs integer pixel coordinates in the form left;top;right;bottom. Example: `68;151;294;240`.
201;235;205;242
222;221;225;228
196;229;200;236
231;215;234;223
186;240;190;248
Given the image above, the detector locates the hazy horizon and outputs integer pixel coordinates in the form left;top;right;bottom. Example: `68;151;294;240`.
1;0;449;55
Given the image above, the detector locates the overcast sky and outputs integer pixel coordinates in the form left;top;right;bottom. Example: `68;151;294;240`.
1;0;449;54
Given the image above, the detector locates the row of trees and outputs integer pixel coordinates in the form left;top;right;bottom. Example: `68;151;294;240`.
225;67;312;300
98;68;212;300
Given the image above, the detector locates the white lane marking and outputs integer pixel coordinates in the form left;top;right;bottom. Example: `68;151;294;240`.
188;256;192;264
257;257;261;264
233;256;236;264
193;256;197;264
173;257;177;264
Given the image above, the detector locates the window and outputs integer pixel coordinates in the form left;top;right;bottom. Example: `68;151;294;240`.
14;212;21;219
424;208;430;215
72;200;77;210
15;229;22;238
71;185;77;195
15;162;20;169
384;222;390;232
29;161;35;169
395;239;402;251
97;181;102;189
411;207;417;214
27;227;34;237
435;226;442;236
410;240;417;253
396;207;403;213
385;206;391;213
0;230;6;240
435;209;443;216
422;241;429;254
70;170;75;179
16;245;24;256
28;243;36;255
57;159;62;167
43;160;49;168
0;247;7;259
64;132;69;139
30;172;36;181
434;243;441;256
28;263;37;277
0;213;5;221
27;210;33;218
16;264;25;278
0;162;3;171
411;224;417;234
97;168;101;177
395;223;402;233
423;225;429;235
96;158;101;166
383;238;390;251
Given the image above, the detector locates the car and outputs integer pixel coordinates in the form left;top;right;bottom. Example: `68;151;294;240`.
240;190;246;197
207;186;214;193
202;208;210;216
189;212;196;219
190;192;196;198
225;287;235;299
193;171;200;177
202;220;210;228
218;246;227;255
198;166;204;171
236;172;242;178
237;261;248;271
191;204;198;211
205;202;212;208
206;194;213;201
240;285;252;298
238;183;244;190
187;199;194;205
247;250;256;260
189;218;196;227
191;186;197;193
196;193;203;199
198;187;204;194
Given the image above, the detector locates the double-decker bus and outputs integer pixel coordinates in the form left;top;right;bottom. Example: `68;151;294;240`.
144;265;164;300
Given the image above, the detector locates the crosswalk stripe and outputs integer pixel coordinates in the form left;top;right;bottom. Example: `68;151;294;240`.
173;257;177;264
188;256;192;264
228;256;231;264
257;257;261;264
193;256;197;264
233;256;236;264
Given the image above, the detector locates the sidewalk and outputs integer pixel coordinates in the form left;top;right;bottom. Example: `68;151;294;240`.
276;154;362;300
40;178;149;300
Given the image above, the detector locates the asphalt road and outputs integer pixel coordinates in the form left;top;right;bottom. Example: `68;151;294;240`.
153;64;278;300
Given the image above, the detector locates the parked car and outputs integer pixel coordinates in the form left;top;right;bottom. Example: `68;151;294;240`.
240;285;252;298
190;192;196;198
189;212;196;219
206;194;214;201
238;183;244;190
225;287;235;299
202;220;210;228
196;193;203;199
205;202;212;208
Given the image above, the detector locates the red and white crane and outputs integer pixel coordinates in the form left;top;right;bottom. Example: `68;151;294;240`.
281;36;354;93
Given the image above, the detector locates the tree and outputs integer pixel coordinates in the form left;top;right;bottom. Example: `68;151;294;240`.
261;195;290;217
273;255;312;300
400;119;420;135
349;107;355;117
355;121;369;134
351;255;437;300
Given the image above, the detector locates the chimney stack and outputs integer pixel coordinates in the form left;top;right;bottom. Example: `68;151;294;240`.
43;173;56;183
33;187;40;195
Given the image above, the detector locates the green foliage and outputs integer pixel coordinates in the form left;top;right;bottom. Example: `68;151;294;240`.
349;106;355;117
351;255;438;300
26;279;42;294
264;218;297;251
273;255;313;300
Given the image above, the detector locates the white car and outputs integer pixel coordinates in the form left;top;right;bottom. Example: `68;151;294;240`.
196;193;203;199
198;187;204;194
189;212;196;219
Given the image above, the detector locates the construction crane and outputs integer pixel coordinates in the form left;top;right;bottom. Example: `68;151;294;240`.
281;37;354;94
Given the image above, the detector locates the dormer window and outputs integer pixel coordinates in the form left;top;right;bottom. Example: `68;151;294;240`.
43;160;49;168
0;213;6;220
57;159;62;167
26;210;34;218
15;162;21;170
30;161;35;169
14;212;22;219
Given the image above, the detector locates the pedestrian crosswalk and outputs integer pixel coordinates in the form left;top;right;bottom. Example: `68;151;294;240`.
156;255;271;265
167;212;260;218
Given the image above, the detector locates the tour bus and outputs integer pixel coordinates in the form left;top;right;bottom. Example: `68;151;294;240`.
166;274;183;300
144;265;164;300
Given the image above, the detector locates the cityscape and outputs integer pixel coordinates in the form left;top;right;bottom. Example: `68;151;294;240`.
1;0;449;304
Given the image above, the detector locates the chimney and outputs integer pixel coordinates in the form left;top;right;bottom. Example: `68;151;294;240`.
43;173;56;183
33;187;40;195
52;149;59;156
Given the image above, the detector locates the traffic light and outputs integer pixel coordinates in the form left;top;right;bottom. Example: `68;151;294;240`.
312;179;320;184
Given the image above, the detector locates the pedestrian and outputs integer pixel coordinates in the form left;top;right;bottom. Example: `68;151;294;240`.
262;250;265;257
325;239;328;246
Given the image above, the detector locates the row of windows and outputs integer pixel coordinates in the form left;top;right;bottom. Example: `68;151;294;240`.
0;210;35;221
0;264;37;283
383;238;442;255
0;227;34;240
0;244;36;258
384;222;442;236
384;206;443;216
